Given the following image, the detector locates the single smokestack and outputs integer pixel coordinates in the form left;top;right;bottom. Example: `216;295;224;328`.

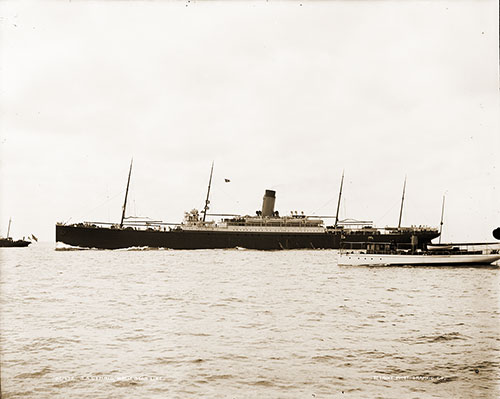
261;190;276;217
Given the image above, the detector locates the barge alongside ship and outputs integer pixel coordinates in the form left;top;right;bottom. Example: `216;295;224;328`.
55;163;439;250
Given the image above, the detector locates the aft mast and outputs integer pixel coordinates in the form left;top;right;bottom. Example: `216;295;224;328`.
397;176;407;229
438;195;445;244
6;217;12;238
202;162;214;222
334;170;344;228
120;159;133;228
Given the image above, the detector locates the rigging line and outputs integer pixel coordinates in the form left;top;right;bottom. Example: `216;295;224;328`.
68;163;136;220
211;181;241;205
124;215;156;220
310;196;337;215
341;196;347;220
77;190;125;221
374;199;400;226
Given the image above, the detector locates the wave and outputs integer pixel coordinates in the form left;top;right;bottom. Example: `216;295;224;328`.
416;332;468;343
16;367;51;379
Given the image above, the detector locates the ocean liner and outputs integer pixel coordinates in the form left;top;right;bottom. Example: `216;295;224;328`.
56;162;439;250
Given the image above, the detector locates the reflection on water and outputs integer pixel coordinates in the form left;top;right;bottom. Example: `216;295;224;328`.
1;244;499;398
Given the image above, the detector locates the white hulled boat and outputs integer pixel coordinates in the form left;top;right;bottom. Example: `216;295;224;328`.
338;242;500;267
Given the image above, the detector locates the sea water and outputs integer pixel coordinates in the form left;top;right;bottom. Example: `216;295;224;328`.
1;243;499;398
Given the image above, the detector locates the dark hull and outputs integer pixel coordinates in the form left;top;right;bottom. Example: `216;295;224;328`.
0;239;31;247
56;224;439;250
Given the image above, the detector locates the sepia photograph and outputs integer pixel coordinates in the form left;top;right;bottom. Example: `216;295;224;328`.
0;0;499;397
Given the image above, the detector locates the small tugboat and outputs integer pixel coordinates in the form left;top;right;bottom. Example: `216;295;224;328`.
0;218;32;248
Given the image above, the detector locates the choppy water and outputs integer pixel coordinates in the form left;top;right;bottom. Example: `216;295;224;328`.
1;243;499;398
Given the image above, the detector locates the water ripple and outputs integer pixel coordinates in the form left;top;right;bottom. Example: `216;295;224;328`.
1;244;499;398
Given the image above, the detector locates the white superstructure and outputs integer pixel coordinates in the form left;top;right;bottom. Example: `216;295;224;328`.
181;208;326;233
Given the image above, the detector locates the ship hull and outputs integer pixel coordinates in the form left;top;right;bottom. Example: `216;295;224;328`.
56;224;439;250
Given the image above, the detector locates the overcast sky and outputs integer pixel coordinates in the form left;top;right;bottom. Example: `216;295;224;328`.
0;0;498;243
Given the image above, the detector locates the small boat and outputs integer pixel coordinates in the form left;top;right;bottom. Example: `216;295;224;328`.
0;237;31;248
338;242;500;266
339;196;500;267
426;244;454;251
0;218;32;248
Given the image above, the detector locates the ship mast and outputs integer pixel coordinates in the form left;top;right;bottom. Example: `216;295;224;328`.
120;159;133;228
202;161;214;222
7;217;12;238
397;176;407;229
438;195;445;244
334;170;344;228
